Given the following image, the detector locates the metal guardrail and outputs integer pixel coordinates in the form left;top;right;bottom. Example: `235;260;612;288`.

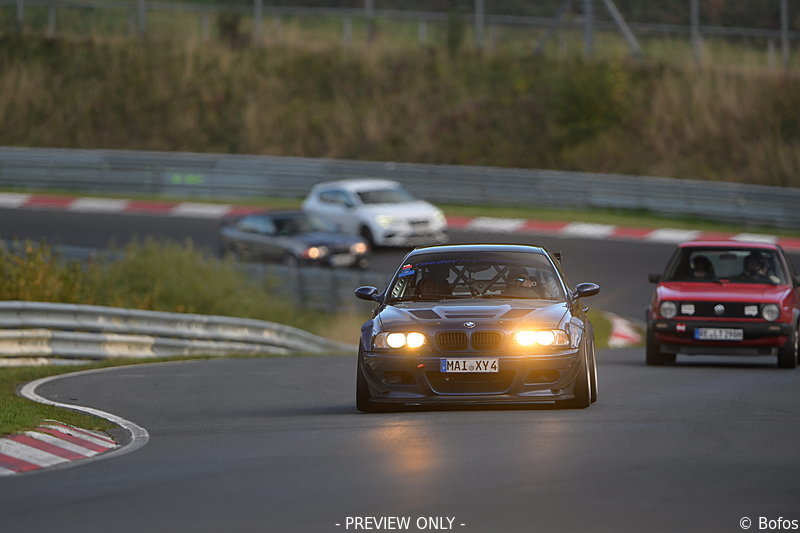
1;146;798;229
0;301;356;360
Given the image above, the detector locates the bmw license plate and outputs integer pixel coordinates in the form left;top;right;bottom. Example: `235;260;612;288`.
694;328;744;341
440;358;499;373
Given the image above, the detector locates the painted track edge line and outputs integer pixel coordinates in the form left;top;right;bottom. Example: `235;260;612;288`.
17;366;150;475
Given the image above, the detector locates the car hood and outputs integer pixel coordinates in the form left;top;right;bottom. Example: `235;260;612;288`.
657;282;792;303
289;232;363;248
357;201;441;219
377;300;569;331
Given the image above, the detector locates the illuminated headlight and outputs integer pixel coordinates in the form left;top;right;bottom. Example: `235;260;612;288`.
350;242;368;255
375;215;396;229
659;301;677;319
374;332;427;349
302;246;328;260
433;211;446;225
762;303;780;322
514;330;569;347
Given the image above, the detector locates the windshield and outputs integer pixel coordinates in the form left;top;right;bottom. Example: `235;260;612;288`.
387;252;566;302
663;247;788;284
273;214;335;235
357;187;417;205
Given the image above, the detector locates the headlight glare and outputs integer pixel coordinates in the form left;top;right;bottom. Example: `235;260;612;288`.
762;303;780;322
303;246;328;259
375;215;396;228
659;301;677;319
350;242;368;255
374;332;426;350
514;329;568;347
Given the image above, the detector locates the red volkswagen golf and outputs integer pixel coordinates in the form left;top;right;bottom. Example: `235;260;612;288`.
646;241;800;368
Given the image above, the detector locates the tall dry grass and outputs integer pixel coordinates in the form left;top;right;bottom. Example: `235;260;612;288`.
1;33;798;186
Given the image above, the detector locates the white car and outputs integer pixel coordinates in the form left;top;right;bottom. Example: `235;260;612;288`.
301;179;448;247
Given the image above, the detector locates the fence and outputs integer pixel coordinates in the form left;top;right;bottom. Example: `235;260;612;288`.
0;300;357;361
1;146;799;229
1;0;797;66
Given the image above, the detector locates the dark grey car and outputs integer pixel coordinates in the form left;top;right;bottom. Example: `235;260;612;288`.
354;244;600;411
220;211;369;268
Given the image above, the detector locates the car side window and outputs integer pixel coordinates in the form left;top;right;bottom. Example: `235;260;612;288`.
238;216;275;235
318;189;354;207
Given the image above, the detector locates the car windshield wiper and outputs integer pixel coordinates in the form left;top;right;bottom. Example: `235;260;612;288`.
389;295;472;303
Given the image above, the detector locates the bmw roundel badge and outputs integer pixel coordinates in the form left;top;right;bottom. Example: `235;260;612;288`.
464;321;476;328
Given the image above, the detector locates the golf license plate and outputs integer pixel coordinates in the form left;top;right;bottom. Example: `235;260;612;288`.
440;358;499;373
330;254;355;267
694;328;744;341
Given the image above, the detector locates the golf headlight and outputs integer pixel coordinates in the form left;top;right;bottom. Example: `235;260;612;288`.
374;332;427;349
659;301;677;319
434;211;446;225
302;246;328;260
350;242;368;255
375;215;396;229
762;303;780;322
514;329;569;347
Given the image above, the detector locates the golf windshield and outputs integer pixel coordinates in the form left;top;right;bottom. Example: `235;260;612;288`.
387;252;566;301
663;247;788;284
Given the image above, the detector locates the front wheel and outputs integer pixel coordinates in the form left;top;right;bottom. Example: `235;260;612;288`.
360;225;377;249
557;349;592;409
777;325;798;369
356;346;392;413
645;329;676;366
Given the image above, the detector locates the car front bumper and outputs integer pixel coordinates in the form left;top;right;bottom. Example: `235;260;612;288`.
651;319;791;356
360;350;583;405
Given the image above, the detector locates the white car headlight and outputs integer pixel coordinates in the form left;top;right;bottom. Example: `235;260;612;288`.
375;215;396;229
374;332;427;349
514;330;569;347
659;301;677;319
762;303;780;322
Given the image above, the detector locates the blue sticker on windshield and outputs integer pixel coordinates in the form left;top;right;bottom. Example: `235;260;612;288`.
399;269;415;277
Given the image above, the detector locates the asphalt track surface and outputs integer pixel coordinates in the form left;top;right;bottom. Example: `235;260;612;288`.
1;208;799;533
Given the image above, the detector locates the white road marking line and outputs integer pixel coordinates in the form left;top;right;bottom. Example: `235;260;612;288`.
170;202;232;218
69;198;130;213
23;431;96;457
645;228;701;243
466;217;526;233
732;233;779;244
40;425;117;449
562;223;616;238
0;193;31;208
0;439;69;468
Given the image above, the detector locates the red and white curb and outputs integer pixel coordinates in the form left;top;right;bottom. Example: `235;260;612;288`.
3;192;799;251
0;367;151;476
606;312;643;348
0;421;118;476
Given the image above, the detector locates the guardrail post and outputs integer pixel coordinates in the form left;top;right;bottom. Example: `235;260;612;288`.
691;0;702;65
583;0;594;59
474;0;485;50
16;0;24;30
202;12;210;41
343;17;353;45
365;0;375;42
418;20;427;45
47;7;56;37
137;0;147;37
781;0;789;70
253;0;263;46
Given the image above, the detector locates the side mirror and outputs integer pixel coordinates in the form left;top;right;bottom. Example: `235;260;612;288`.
573;282;600;299
648;273;661;284
355;286;381;302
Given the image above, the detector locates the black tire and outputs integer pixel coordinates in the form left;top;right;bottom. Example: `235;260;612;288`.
360;225;377;249
588;340;598;403
777;324;798;369
557;349;592;409
646;329;676;366
356;345;391;413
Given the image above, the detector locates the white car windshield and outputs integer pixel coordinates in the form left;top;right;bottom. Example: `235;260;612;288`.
356;187;417;204
387;252;566;302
